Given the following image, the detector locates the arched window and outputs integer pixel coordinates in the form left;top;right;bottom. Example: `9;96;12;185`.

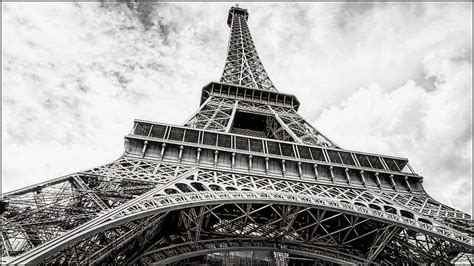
175;183;193;193
384;205;397;214
191;182;207;191
418;218;432;225
400;210;414;219
209;184;223;191
164;188;179;194
369;204;381;210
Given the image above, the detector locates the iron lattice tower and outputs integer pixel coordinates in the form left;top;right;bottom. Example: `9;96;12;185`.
2;6;473;265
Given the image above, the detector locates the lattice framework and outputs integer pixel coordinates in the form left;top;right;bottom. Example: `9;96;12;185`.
2;5;472;265
220;7;276;91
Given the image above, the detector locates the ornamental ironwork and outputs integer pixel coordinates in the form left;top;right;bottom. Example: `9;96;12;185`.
2;5;472;265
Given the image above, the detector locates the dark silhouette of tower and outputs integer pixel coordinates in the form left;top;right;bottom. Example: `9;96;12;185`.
2;6;472;264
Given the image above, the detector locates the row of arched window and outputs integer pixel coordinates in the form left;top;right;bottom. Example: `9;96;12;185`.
162;182;433;225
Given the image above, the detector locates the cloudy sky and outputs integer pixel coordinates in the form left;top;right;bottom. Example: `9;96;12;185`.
2;2;472;214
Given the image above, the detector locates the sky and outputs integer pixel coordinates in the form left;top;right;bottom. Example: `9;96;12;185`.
2;2;472;214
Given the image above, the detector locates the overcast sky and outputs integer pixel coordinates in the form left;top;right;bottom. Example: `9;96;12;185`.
2;2;472;214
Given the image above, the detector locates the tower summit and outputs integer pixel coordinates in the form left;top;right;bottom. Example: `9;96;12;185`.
227;6;248;27
3;5;472;265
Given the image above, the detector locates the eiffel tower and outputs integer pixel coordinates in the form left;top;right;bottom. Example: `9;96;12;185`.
2;6;473;265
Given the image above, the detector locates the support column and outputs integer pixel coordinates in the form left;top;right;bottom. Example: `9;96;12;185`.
268;106;303;144
225;100;239;133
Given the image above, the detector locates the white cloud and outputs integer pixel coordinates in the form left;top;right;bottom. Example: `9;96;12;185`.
316;47;472;214
2;3;472;215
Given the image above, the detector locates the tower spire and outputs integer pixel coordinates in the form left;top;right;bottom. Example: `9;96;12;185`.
221;6;277;91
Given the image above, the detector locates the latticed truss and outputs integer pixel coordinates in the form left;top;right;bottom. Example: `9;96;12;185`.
3;166;471;264
1;159;192;258
269;106;335;147
184;97;236;132
2;5;472;265
184;83;337;147
220;7;276;91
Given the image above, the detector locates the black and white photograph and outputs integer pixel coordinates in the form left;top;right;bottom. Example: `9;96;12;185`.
1;1;472;264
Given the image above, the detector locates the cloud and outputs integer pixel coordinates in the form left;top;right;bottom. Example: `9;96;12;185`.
249;2;471;119
315;47;472;214
2;3;472;215
2;2;228;190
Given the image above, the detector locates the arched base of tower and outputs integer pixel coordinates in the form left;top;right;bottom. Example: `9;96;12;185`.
163;251;341;266
5;167;471;265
